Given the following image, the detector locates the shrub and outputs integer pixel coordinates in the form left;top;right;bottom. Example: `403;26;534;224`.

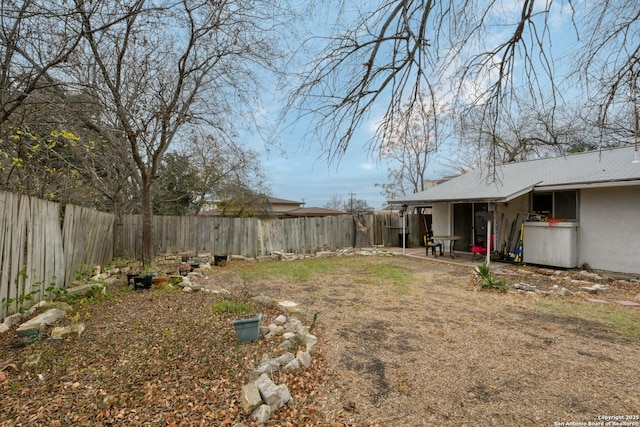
474;263;508;292
210;299;253;314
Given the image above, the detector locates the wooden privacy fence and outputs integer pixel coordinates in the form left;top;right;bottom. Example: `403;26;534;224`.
0;191;114;319
372;213;422;247
118;214;374;258
1;189;422;321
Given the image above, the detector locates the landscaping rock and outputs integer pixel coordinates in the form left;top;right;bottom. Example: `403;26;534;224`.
514;283;537;292
255;374;292;411
251;404;271;423
16;308;67;339
277;352;295;365
28;301;48;314
296;350;312;369
301;332;318;352
579;270;603;280
284;317;305;333
251;295;273;306
49;323;85;340
2;313;23;329
580;284;609;294
277;300;300;315
278;340;293;350
240;382;262;415
283;358;300;371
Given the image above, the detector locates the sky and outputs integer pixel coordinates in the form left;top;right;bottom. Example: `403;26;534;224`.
239;99;404;210
238;1;580;211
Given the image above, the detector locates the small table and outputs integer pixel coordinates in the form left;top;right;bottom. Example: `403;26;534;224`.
432;236;462;258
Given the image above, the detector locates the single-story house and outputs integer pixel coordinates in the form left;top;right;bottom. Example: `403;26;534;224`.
389;145;640;275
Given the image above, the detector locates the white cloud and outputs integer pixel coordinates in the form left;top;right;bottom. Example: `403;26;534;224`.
360;162;375;170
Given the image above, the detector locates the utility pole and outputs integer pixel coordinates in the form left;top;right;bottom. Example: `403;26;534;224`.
349;192;356;214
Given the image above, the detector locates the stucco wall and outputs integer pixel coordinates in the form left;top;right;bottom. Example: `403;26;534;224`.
431;203;450;235
579;186;640;274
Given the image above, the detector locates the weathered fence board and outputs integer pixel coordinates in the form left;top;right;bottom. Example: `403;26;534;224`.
0;193;65;318
1;192;115;319
62;204;114;284
119;214;366;259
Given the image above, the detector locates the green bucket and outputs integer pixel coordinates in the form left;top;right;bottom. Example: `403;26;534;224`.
231;313;262;342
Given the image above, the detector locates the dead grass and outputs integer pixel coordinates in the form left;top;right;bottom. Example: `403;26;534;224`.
1;254;639;426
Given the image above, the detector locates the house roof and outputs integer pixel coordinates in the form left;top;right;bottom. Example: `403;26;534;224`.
391;145;640;205
285;207;347;217
267;197;303;205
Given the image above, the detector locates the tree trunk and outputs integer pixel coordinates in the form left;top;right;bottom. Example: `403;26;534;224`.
141;177;154;265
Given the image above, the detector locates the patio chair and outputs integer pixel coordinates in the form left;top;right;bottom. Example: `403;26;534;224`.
425;231;443;257
470;234;493;261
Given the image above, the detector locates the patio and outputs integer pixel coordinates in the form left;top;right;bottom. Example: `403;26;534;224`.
386;245;510;270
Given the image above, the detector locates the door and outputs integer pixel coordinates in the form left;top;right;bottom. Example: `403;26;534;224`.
453;204;472;250
453;202;488;252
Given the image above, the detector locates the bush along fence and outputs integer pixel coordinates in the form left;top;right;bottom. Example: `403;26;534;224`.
0;191;114;320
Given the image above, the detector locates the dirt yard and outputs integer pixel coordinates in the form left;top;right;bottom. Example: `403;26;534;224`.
1;254;639;426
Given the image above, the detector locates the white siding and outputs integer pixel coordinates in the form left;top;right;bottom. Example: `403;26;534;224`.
431;203;450;235
579;186;640;274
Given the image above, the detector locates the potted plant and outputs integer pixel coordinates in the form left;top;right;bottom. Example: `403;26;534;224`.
178;263;192;276
151;274;170;289
133;264;155;290
213;254;229;266
231;313;263;342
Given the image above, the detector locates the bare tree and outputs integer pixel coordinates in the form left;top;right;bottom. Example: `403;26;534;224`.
181;130;270;215
71;0;290;264
0;1;152;212
288;1;640;170
288;1;563;163
324;194;370;214
0;1;82;128
377;88;444;197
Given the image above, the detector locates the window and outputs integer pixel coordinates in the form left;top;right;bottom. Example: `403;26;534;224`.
532;191;578;221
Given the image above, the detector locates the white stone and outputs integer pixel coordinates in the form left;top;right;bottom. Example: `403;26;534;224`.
275;315;287;325
240;382;263;415
302;332;318;352
277;300;300;315
18;308;66;331
284;318;305;333
283;358;301;371
296;350;312;369
278;340;293;350
3;313;23;328
28;301;47;314
277;352;295;365
251;404;271;423
255;374;292;411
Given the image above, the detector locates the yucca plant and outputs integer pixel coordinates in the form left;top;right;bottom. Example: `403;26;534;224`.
474;262;508;292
